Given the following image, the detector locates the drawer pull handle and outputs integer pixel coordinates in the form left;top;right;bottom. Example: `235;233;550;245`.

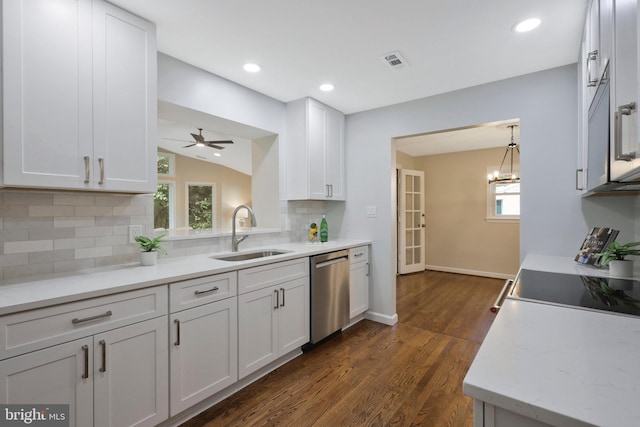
194;286;219;296
98;158;105;185
72;310;112;325
99;340;106;373
174;319;181;346
83;156;90;183
280;288;285;307
354;253;364;258
274;289;279;310
82;345;89;379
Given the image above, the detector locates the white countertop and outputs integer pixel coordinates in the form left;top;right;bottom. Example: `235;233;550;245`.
0;239;369;316
463;254;640;427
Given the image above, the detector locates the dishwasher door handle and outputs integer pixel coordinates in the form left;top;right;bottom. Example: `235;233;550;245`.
315;257;349;269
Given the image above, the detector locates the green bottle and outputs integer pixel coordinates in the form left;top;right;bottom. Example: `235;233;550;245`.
320;215;328;243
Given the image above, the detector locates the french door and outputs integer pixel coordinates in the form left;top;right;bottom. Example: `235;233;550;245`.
398;169;425;274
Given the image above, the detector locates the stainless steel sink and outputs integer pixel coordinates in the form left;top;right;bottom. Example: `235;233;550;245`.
210;249;290;262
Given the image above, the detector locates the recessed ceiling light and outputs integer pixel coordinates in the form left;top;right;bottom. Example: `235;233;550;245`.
513;18;541;33
319;83;334;92
243;63;261;73
213;153;221;157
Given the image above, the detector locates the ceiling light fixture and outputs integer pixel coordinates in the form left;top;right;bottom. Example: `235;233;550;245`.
213;153;221;157
319;83;334;92
243;63;261;73
488;125;520;183
513;18;541;33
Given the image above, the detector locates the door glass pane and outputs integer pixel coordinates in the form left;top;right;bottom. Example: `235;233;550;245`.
406;193;413;210
414;247;421;261
406;249;413;265
414;230;421;246
414;176;420;192
414;212;421;227
405;175;413;192
406;230;413;246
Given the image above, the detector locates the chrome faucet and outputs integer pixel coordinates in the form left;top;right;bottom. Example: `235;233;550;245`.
232;204;257;252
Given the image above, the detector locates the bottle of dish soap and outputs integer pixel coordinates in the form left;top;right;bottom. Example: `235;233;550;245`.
320;215;328;243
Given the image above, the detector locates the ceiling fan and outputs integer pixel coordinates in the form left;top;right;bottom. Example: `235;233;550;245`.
163;128;234;150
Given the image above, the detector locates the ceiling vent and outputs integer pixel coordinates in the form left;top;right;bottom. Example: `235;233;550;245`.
381;51;409;70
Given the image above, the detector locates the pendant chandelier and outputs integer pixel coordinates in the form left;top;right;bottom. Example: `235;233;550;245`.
488;124;520;183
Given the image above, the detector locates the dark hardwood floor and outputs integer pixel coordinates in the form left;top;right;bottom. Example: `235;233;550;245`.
180;271;503;427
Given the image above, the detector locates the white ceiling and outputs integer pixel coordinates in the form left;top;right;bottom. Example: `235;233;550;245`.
109;0;587;115
396;120;520;157
110;0;586;159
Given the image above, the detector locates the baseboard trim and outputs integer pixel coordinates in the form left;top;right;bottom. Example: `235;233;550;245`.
424;265;513;280
364;311;398;326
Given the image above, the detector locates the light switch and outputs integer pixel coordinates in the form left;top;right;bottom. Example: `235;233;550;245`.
366;206;377;218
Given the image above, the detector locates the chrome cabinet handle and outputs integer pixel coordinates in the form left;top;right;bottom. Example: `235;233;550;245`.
82;345;89;379
490;279;515;313
329;184;333;197
194;286;219;296
280;288;285;307
575;169;584;191
99;340;106;373
354;252;364;258
615;102;637;162
326;184;330;198
366;262;370;276
72;310;113;325
586;50;598;87
84;156;90;183
174;319;181;346
98;158;105;184
274;289;279;310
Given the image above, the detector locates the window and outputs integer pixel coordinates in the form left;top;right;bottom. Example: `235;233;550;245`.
154;182;174;229
487;170;520;221
157;153;175;176
186;183;216;230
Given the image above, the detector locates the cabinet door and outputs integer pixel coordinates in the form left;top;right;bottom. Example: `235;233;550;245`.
0;337;94;427
324;106;345;200
238;287;278;379
308;99;329;199
169;298;238;415
92;0;158;193
610;0;639;180
277;278;309;354
93;317;168;427
350;263;369;318
2;0;93;189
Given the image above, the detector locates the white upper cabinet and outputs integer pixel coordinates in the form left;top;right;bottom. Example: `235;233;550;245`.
2;0;157;193
286;97;345;200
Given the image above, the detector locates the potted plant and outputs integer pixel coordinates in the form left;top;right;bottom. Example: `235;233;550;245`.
597;241;640;277
134;234;167;266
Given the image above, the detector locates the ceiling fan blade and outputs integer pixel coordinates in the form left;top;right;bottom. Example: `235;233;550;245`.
206;144;225;150
204;140;234;144
182;143;196;148
190;132;205;143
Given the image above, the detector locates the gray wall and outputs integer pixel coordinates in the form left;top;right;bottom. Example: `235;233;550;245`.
338;64;638;322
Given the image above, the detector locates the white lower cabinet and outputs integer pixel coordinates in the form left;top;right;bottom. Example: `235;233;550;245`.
238;259;309;380
169;297;238;416
476;400;552;427
349;246;370;318
0;317;168;427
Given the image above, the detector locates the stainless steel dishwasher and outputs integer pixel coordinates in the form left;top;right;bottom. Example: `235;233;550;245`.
309;249;350;344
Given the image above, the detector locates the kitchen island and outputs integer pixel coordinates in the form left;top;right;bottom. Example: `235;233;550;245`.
463;255;640;427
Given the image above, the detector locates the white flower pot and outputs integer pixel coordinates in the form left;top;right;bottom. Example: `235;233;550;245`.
608;260;633;277
140;251;157;266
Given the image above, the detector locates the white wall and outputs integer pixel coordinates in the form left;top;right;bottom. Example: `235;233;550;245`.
338;64;638;323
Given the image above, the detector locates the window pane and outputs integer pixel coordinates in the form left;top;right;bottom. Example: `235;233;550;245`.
496;194;520;215
188;185;213;230
154;183;171;229
495;182;520;194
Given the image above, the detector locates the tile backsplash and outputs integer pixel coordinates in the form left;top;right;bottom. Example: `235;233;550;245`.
0;190;329;282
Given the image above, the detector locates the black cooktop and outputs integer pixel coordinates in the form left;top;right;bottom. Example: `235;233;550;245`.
510;269;640;318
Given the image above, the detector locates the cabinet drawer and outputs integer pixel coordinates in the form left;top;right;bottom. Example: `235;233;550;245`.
169;272;237;312
0;286;167;360
238;258;309;294
350;246;369;265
